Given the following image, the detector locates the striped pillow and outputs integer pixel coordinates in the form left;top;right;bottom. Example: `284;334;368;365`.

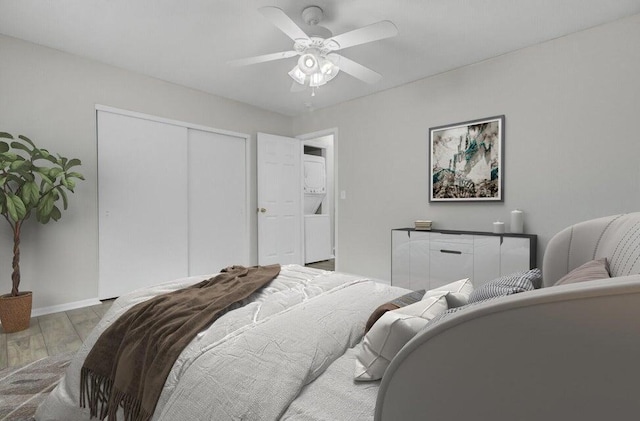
468;269;540;303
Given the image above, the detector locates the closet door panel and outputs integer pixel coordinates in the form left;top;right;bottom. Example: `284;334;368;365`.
98;111;189;299
188;130;247;275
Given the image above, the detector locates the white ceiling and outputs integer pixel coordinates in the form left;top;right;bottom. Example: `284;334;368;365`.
1;0;640;116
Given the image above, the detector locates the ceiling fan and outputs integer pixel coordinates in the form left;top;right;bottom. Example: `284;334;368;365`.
229;6;398;93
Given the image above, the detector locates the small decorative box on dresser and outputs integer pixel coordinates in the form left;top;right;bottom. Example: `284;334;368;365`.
391;228;537;291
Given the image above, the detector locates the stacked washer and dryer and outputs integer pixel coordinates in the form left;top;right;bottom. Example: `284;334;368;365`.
303;154;332;264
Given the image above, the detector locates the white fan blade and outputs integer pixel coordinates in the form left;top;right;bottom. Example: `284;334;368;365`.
228;50;298;67
325;20;398;51
329;54;382;84
259;6;310;42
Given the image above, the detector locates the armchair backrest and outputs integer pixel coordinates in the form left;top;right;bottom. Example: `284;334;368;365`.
542;212;640;287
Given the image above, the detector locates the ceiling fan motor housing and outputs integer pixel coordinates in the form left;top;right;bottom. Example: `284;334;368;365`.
302;6;323;26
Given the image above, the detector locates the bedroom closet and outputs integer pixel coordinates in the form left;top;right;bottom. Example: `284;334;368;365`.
97;107;249;299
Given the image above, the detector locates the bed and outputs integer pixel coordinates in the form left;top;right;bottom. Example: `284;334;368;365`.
36;213;640;420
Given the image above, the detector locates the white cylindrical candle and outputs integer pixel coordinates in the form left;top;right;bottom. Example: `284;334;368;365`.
511;209;524;233
493;221;505;234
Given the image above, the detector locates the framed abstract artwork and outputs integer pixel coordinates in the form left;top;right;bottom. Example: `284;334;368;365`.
428;115;504;202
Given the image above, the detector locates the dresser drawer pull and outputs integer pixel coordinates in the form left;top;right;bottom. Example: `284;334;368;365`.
440;249;462;255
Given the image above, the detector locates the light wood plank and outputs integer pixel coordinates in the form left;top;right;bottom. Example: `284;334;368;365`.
305;259;335;271
38;313;83;356
0;333;7;370
1;299;116;368
66;307;101;341
91;299;115;318
7;332;48;367
2;318;40;339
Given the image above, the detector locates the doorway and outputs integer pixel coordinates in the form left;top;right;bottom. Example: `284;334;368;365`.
256;129;337;270
298;129;337;271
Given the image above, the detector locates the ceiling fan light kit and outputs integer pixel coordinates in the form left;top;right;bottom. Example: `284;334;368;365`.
229;5;398;95
298;52;319;75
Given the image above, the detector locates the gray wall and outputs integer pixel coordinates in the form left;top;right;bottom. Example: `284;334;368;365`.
292;14;640;281
0;35;292;310
2;12;639;312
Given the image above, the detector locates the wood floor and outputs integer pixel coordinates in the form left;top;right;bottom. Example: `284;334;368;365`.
305;259;335;271
0;261;335;370
0;300;114;370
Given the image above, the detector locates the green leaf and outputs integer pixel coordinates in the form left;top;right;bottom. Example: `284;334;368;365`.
0;152;18;161
9;159;27;171
6;194;27;222
39;172;54;187
21;181;40;206
5;173;24;185
37;211;50;224
10;141;31;153
0;133;14;140
36;166;50;176
43;155;57;164
37;193;55;220
65;158;82;170
17;135;35;148
5;196;16;221
65;178;76;191
0;141;9;153
50;205;62;221
57;186;69;210
67;171;85;180
48;167;63;179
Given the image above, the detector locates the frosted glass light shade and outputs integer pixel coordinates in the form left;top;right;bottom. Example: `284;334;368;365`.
298;53;319;75
309;72;326;87
288;66;307;85
289;54;340;87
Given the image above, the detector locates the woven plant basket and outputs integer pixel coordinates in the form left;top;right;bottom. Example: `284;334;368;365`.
0;291;33;333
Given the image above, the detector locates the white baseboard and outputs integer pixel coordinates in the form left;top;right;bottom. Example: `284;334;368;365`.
31;298;103;318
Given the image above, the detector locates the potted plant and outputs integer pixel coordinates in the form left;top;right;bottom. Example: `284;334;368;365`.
0;132;84;333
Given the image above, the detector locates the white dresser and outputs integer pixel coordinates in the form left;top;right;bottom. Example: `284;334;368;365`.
391;229;537;291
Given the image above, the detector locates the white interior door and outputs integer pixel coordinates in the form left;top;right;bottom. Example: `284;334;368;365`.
98;111;189;299
188;129;247;275
257;132;302;265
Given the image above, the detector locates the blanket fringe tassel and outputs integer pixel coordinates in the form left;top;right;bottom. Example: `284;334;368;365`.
80;367;152;421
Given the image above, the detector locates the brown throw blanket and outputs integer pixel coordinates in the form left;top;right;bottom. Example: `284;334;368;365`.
80;264;280;421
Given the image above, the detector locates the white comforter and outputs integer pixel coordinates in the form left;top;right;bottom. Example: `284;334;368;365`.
36;265;406;420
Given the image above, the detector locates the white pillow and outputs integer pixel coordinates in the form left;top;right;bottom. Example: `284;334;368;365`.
354;292;448;381
425;278;473;308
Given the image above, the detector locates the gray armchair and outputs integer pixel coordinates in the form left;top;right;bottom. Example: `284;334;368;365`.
376;212;640;421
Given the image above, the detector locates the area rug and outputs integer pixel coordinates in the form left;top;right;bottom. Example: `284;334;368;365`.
0;352;73;421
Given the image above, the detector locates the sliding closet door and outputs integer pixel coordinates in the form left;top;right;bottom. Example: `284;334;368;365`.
98;111;189;299
188;130;247;275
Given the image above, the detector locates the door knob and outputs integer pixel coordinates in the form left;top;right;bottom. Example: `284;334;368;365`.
258;208;267;213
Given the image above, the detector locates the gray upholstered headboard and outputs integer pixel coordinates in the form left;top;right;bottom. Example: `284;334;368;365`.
542;212;640;286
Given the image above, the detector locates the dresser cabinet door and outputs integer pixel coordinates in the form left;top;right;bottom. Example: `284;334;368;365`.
473;236;501;287
391;230;430;290
391;230;412;288
429;234;473;288
501;237;532;275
